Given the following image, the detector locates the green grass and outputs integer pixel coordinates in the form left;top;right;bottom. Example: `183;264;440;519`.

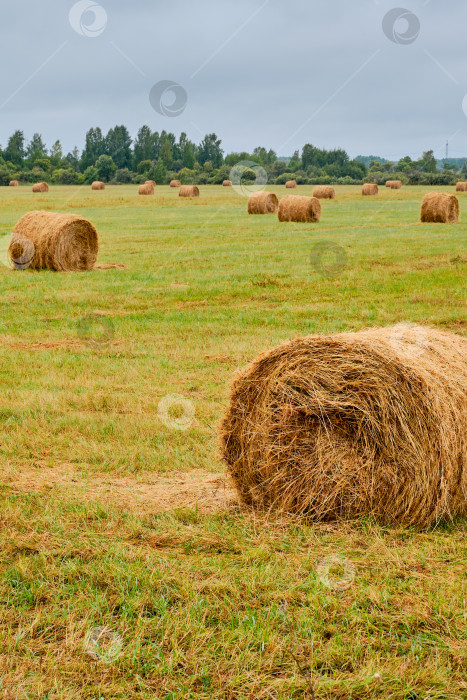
0;185;465;698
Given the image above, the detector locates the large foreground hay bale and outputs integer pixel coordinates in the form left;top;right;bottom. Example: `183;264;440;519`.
386;180;402;189
91;181;105;190
220;326;467;527
179;185;199;197
247;191;279;215
9;180;19;187
456;182;467;192
223;180;233;187
278;195;321;222
32;182;48;193
285;180;297;188
170;180;181;188
138;183;154;195
9;210;99;271
421;192;459;223
313;185;335;199
362;183;378;196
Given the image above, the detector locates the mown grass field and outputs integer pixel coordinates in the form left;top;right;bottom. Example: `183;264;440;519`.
0;184;465;699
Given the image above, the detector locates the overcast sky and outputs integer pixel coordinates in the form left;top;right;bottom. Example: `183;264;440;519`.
1;0;466;160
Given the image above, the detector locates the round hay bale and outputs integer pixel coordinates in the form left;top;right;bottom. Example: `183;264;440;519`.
91;181;105;190
456;181;467;192
32;182;48;193
179;185;199;198
278;195;321;222
247;192;279;215
421;192;459;223
145;180;156;187
285;180;297;189
313;185;336;199
170;180;181;188
362;183;378;196
9;180;19;187
138;183;154;195
223;180;233;187
386;180;402;189
9;210;99;271
220;326;467;527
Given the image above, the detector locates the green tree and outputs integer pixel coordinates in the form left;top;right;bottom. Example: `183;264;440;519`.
26;133;47;164
133;126;153;168
50;140;63;167
198;134;223;167
149;159;167;184
288;150;301;171
105;125;132;169
81;128;105;169
160;139;173;169
4;130;25;166
95;154;117;182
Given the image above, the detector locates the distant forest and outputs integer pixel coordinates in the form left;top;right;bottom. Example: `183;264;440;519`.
1;126;465;186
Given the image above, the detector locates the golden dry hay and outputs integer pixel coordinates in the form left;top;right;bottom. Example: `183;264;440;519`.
170;180;181;188
138;183;154;195
220;326;467;527
313;185;336;199
247;191;279;215
278;195;321;222
285;180;297;188
223;180;233;186
32;182;49;193
456;182;467;192
421;192;459;223
9;180;19;187
362;183;378;196
91;181;105;190
386;180;402;189
145;180;156;187
9;210;99;271
179;185;199;197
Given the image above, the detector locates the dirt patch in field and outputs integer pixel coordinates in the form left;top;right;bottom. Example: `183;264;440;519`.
2;464;238;514
1;338;82;351
94;263;128;270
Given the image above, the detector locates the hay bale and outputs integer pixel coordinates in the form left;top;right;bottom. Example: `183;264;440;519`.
285;180;297;188
9;210;98;271
145;180;156;187
170;180;181;188
179;185;199;198
421;192;459;223
220;326;467;527
247;192;279;215
278;195;321;222
386;180;402;189
223;180;233;187
456;182;467;192
9;180;19;187
362;183;378;196
138;183;154;195
91;181;105;190
32;182;48;193
313;185;335;199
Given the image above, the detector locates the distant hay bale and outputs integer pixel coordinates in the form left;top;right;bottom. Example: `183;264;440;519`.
456;182;467;192
386;180;402;189
313;185;335;199
285;180;297;188
145;180;156;187
278;195;321;222
138;183;154;195
9;180;19;187
9;210;98;271
179;185;199;198
32;182;48;193
170;180;181;188
91;181;105;190
220;326;467;527
223;180;233;187
421;192;459;223
247;191;279;215
362;183;378;196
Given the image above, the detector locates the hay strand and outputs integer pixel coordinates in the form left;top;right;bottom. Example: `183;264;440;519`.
179;185;199;198
247;192;279;215
32;182;48;193
421;192;459;223
313;186;335;199
278;195;321;222
362;183;378;196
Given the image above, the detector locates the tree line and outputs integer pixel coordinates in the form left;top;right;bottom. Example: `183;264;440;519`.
0;126;463;186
